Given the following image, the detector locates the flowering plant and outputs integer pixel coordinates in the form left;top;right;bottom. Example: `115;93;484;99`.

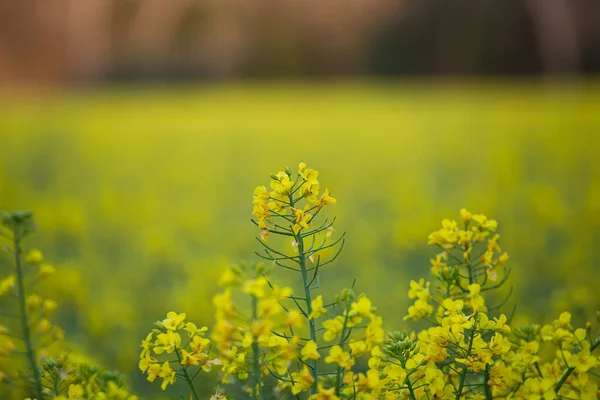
2;163;599;400
138;163;600;399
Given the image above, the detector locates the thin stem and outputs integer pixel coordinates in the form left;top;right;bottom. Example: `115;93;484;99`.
454;324;477;400
483;365;492;400
251;294;263;400
291;193;318;395
334;310;351;396
555;339;600;393
175;349;200;400
14;232;44;400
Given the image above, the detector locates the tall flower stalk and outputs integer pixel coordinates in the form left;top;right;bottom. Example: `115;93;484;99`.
251;163;342;394
1;211;44;400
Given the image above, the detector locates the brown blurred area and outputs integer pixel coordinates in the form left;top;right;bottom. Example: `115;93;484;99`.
1;0;599;87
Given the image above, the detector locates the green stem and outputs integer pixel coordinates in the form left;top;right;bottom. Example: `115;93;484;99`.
175;350;200;400
297;234;318;394
405;372;418;400
555;339;600;394
334;310;351;396
13;233;44;400
455;326;477;400
483;365;492;400
251;295;262;400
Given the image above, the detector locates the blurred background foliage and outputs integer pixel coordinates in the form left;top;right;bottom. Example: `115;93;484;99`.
1;0;600;398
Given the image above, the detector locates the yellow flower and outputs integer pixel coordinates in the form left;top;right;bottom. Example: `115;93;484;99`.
68;384;84;399
487;362;507;390
292;207;312;235
26;294;42;312
291;366;314;394
258;297;280;317
180;349;202;367
492;314;511;334
218;268;241;287
322;317;344;341
243;276;268;298
324;345;354;369
349;340;367;357
284;310;304;328
488;332;511;355
38;264;56;279
271;284;293;301
523;377;556;399
42;299;58;315
300;168;320;197
26;249;44;265
0;275;15;296
270;170;294;195
259;230;269;242
384;364;407;384
408;279;430;300
162;312;186;331
190;335;210;353
405;298;433;321
159;361;176;390
308;295;327;319
430;254;448;276
140;332;154;359
154;330;181;354
566;342;597;372
210;390;227;400
311;188;337;208
309;384;340;400
350;296;374;318
460;208;472;223
468;284;486;312
36;318;50;334
252;185;271;229
139;353;156;373
213;289;236;319
301;340;321;361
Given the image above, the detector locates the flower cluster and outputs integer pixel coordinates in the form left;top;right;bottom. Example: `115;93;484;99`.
0;211;138;400
398;209;600;399
138;168;600;400
252;162;336;237
139;312;219;391
37;355;138;400
427;209;508;282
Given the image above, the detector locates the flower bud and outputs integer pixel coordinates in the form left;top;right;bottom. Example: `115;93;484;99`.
26;294;42;312
43;299;58;316
38;264;56;279
26;249;44;266
37;318;51;334
284;166;292;176
256;263;266;274
460;208;472;223
154;321;167;332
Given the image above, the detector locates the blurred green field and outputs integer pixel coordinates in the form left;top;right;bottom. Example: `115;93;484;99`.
1;82;600;395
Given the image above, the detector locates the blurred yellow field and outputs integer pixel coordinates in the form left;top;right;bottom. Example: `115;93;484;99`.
1;82;600;396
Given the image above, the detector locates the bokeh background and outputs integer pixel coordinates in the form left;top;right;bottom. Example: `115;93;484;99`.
1;1;600;398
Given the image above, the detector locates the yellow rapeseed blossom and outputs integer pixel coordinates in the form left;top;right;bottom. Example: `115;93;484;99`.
0;275;15;296
38;263;56;279
301;340;320;361
26;249;44;265
308;295;327;320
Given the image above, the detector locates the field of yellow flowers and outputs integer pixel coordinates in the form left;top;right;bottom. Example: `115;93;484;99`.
1;82;600;399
